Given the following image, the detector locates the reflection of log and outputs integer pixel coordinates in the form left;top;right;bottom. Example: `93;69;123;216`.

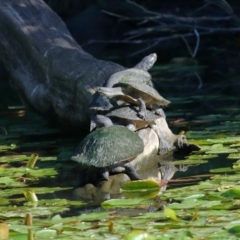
0;0;124;128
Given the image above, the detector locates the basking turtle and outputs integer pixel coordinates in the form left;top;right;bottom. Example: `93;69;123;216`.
105;53;157;88
71;124;144;186
88;92;117;131
106;105;171;153
88;53;158;130
97;81;170;119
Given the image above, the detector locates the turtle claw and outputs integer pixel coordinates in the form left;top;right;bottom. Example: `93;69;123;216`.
137;110;147;120
155;108;166;118
99;168;109;181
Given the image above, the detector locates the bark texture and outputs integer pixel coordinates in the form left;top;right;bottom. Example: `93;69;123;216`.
0;0;124;128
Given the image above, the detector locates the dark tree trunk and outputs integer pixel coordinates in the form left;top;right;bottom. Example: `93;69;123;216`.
0;0;124;129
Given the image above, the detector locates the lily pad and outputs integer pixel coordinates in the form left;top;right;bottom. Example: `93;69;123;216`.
120;180;160;199
101;198;154;209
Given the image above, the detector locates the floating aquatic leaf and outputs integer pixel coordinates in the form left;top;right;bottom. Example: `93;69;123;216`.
124;230;155;240
35;198;85;207
228;153;240;159
101;198;154;209
35;229;57;238
120;180;160;199
186;154;218;160
210;167;237;173
121;180;160;192
0;154;27;163
206;143;238;154
163;206;179;221
228;225;240;237
0;197;10;206
230;143;240;148
221;188;240;199
38;156;57;161
0;176;26;188
0;205;69;218
79;212;109;221
0;144;16;151
207;137;240;144
233;160;240;169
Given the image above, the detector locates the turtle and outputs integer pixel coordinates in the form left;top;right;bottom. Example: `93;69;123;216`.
105;105;171;153
88;53;158;131
105;53;157;88
97;81;170;119
71;124;144;187
88;92;117;131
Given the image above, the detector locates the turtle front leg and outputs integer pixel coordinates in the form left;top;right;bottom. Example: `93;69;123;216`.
90;113;113;130
137;98;148;120
124;162;141;180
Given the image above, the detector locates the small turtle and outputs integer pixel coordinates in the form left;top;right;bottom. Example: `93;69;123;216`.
105;53;157;88
88;92;117;131
97;81;170;119
106;105;171;153
71;124;144;186
88;53;158;130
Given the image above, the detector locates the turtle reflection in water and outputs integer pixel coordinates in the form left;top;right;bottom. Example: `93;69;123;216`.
106;105;171;153
71;123;144;187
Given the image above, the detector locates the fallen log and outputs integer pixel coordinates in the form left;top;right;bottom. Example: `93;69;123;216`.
0;0;124;129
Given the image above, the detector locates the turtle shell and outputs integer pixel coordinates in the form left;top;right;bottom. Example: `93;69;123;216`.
106;106;160;130
71;125;144;168
115;81;171;107
105;69;152;87
107;105;159;121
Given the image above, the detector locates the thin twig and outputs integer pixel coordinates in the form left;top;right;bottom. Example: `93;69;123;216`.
180;29;200;58
192;29;200;58
180;34;195;57
102;9;235;24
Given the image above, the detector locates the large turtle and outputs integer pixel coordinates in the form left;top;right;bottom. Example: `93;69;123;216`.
105;105;171;153
71;123;144;187
88;53;158;131
97;81;170;119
